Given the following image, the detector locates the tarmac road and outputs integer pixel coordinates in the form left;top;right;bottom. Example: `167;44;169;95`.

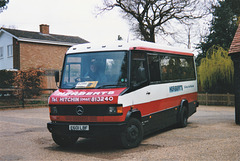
0;105;239;161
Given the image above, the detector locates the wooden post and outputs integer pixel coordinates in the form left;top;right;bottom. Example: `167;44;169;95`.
231;54;240;125
227;93;230;106
22;89;24;108
206;93;208;106
229;23;240;125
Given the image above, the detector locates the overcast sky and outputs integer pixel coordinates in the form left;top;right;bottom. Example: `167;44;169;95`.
0;0;210;54
0;0;132;43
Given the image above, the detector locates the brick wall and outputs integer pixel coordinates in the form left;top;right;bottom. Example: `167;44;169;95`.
19;42;69;70
19;42;70;89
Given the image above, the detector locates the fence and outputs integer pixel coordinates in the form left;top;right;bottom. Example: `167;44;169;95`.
198;93;235;106
0;88;56;109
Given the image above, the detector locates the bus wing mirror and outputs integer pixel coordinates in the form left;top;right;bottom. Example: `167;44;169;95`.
55;71;59;83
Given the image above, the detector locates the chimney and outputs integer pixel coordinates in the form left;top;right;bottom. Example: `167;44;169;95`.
40;24;49;34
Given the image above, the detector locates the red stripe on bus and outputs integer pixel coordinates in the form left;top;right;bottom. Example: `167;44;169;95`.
133;92;197;116
50;106;130;123
130;46;194;56
50;115;126;123
50;92;197;123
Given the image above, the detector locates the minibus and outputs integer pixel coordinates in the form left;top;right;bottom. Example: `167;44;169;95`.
47;41;198;148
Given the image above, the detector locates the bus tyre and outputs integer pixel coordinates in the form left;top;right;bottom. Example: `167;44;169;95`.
52;133;78;147
179;106;188;128
120;118;143;149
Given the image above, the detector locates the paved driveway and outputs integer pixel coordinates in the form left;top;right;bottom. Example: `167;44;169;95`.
0;106;239;160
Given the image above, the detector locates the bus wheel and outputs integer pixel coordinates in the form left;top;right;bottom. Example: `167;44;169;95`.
179;106;188;128
52;133;78;147
120;118;143;149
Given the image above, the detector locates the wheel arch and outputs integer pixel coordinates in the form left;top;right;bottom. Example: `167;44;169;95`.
179;99;189;119
125;108;142;122
177;99;189;127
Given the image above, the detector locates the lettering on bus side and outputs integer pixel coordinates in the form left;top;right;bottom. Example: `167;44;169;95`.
169;85;183;93
56;91;115;96
184;85;194;89
50;96;114;103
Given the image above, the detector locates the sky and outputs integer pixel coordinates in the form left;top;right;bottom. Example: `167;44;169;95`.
0;0;211;54
0;0;131;43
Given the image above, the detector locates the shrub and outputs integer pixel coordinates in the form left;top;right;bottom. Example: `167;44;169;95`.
0;70;16;88
13;68;45;98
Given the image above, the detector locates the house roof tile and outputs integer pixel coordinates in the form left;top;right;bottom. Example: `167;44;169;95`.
229;23;240;55
1;27;88;45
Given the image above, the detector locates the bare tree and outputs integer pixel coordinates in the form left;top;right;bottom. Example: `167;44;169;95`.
99;0;210;43
0;0;9;13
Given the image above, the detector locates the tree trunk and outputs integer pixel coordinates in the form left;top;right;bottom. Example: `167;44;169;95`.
143;27;155;43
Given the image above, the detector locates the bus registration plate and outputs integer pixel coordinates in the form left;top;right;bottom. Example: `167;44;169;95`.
69;125;89;131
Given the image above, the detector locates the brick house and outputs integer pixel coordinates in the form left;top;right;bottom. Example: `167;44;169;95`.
0;24;88;88
229;23;240;125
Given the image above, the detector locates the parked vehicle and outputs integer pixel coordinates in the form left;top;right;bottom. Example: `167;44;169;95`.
47;41;198;148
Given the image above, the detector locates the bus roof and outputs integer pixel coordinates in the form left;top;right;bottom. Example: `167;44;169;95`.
67;41;194;56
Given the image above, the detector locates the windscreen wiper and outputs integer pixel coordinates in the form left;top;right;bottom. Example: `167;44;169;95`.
97;84;125;89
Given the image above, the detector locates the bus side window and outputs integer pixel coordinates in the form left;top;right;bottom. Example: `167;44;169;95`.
160;56;172;81
147;54;161;83
160;56;179;81
179;57;196;80
160;55;196;82
131;51;148;87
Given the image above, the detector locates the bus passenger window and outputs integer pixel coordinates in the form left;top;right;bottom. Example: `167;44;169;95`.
160;56;172;81
131;52;147;87
147;54;161;82
160;55;196;82
179;57;196;80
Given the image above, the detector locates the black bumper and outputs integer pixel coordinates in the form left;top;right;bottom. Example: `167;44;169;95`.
47;122;126;138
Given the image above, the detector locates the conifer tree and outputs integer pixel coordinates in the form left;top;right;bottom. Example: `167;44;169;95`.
197;0;240;65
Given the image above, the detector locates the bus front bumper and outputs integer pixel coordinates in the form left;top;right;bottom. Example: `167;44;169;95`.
47;122;126;138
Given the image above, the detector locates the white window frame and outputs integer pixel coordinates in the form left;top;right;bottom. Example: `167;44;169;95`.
0;47;3;59
7;45;13;57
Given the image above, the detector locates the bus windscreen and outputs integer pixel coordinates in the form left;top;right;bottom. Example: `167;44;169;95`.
61;51;128;89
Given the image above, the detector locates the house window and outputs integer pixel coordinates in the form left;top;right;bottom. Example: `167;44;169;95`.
7;45;13;57
0;47;3;59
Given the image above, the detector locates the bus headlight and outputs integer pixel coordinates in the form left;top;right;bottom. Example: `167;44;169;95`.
50;106;58;115
109;106;123;114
